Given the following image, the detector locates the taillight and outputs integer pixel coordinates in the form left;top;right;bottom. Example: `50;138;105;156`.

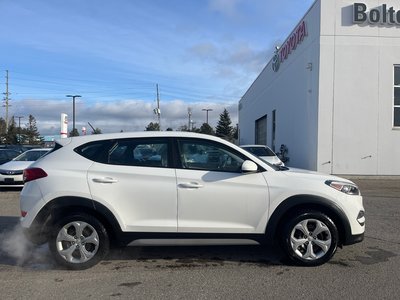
23;168;48;183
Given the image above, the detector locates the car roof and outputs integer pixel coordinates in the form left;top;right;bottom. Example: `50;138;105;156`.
57;131;234;147
24;148;52;152
240;144;270;148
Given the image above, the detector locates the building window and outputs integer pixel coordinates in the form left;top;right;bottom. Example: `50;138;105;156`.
255;115;267;145
394;66;400;127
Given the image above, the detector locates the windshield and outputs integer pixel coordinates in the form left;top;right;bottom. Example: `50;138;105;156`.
242;146;275;157
14;150;49;162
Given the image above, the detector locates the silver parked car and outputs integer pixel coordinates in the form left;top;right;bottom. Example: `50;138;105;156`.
0;148;51;187
240;145;284;166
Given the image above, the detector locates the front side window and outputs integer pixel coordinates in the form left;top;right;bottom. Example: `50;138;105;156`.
394;65;400;127
178;139;244;173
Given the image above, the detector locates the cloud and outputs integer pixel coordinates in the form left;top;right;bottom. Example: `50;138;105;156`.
208;0;242;18
12;99;238;136
1;0;314;141
187;40;271;86
188;43;218;61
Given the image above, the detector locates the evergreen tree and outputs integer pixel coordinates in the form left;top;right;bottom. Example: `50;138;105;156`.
6;117;18;144
25;114;43;144
215;109;234;141
0;118;7;143
178;125;189;132
233;125;238;140
191;126;201;133
145;122;160;131
199;123;215;135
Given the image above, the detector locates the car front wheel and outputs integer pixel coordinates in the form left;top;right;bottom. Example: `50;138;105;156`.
282;211;338;266
49;213;109;270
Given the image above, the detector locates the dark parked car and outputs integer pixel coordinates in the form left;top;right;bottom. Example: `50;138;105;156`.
0;149;21;165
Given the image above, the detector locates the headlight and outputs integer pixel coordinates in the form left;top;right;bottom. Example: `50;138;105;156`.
325;180;360;195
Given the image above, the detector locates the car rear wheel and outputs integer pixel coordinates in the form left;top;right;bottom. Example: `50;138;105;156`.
49;213;109;270
282;211;338;266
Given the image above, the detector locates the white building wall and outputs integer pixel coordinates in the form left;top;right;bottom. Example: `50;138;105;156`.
377;38;400;174
239;1;322;170
320;0;400;175
239;0;400;175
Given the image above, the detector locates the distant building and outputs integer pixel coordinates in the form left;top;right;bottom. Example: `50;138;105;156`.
238;0;400;175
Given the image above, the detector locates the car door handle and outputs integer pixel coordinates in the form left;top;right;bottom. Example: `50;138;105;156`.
178;182;204;189
92;177;118;184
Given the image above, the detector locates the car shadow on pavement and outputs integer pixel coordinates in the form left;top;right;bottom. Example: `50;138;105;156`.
0;217;286;270
0;216;19;233
0;215;287;269
103;244;286;269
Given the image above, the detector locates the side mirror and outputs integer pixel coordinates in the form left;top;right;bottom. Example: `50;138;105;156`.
241;160;258;173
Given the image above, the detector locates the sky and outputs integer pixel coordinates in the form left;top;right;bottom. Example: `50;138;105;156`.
0;0;314;136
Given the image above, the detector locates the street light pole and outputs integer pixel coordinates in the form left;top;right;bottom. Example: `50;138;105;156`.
202;108;213;124
66;95;81;135
15;115;24;143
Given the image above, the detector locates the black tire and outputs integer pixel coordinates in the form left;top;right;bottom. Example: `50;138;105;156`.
281;210;338;266
49;213;109;270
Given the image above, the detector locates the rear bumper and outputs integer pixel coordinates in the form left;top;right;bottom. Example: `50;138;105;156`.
0;180;24;187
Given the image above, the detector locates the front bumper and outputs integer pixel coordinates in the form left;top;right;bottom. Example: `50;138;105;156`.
343;232;364;245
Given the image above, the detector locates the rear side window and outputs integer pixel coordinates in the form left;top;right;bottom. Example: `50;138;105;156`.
74;140;113;163
108;139;169;168
75;138;170;168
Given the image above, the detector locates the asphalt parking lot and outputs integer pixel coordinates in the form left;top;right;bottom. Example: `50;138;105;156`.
0;178;399;299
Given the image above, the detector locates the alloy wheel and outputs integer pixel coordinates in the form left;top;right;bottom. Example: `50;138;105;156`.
55;221;100;264
289;218;332;261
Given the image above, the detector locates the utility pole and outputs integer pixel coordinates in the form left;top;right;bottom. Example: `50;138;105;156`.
3;70;11;132
155;84;161;130
188;107;192;131
66;95;81;136
202;108;213;124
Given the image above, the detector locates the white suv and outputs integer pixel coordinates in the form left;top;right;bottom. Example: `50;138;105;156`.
20;132;365;269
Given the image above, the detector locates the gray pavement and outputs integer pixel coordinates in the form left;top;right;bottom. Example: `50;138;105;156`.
0;178;399;299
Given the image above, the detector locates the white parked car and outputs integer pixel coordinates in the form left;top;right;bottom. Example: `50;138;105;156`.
240;144;284;166
0;148;51;187
20;132;365;269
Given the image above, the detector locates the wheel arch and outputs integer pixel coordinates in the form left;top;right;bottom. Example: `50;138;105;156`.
265;195;352;246
30;196;124;246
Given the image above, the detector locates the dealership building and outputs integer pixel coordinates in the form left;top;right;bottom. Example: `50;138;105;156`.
238;0;400;175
